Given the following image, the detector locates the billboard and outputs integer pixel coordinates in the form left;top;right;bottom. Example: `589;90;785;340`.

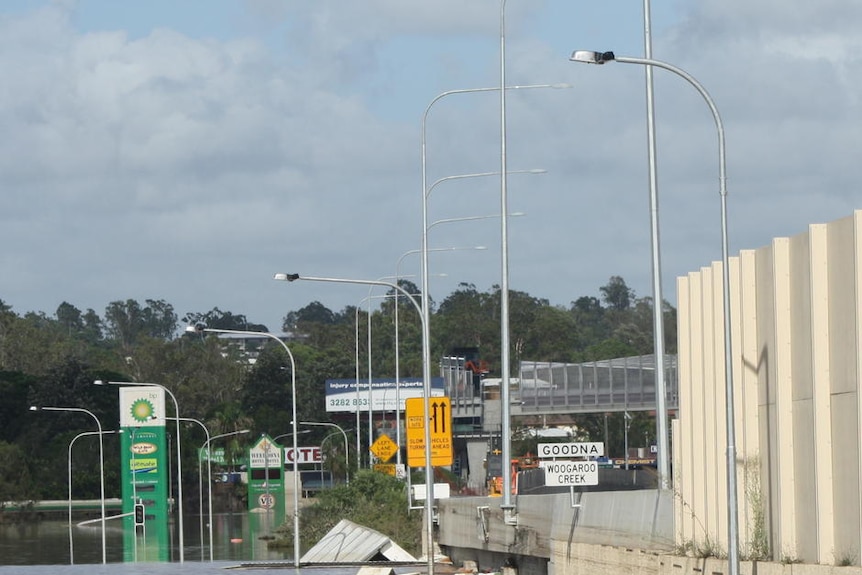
324;377;445;413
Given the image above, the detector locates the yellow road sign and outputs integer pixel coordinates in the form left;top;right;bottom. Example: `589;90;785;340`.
405;396;453;468
373;463;396;476
370;434;398;463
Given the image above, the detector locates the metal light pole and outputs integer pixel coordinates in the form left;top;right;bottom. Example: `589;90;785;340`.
497;0;516;513
421;82;561;515
202;429;250;560
94;379;186;563
31;406;108;564
65;429;116;564
170;416;210;562
570;49;738;575
299;421;350;485
274;272;436;575
395;243;490;468
186;326;302;568
641;0;671;491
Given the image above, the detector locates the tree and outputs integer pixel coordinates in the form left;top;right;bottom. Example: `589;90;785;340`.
56;302;84;335
600;276;635;311
182;307;267;332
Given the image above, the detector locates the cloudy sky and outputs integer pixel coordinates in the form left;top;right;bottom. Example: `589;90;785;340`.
1;0;860;332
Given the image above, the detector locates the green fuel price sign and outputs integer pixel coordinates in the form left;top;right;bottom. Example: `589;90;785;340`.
119;387;170;562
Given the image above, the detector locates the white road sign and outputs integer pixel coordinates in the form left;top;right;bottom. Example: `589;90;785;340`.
537;442;604;458
540;460;599;486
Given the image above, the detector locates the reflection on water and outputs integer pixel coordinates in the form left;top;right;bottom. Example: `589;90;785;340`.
0;511;291;566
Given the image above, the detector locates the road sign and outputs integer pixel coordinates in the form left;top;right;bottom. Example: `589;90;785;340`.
405;396;453;467
370;434;398;463
373;463;396;476
537;442;604;458
540;460;599;486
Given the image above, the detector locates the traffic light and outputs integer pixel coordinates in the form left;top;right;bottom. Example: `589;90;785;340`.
134;503;145;526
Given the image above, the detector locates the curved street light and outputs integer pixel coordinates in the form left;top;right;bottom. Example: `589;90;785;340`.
274;271;435;575
201;429;250;560
94;379;186;563
570;48;738;575
170;416;210;562
186;326;301;568
422;86;562;519
30;405;108;564
65;429;116;564
298;421;350;485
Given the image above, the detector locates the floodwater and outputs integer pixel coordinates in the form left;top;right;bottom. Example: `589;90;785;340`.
0;511;291;571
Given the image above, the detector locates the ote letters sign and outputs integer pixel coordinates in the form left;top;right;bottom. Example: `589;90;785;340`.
537;442;604;458
540;460;599;486
284;447;322;465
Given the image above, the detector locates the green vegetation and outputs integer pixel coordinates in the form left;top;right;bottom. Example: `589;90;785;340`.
271;470;423;557
0;276;674;522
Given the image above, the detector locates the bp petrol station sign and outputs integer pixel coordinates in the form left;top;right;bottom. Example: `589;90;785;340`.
118;386;170;562
538;442;602;487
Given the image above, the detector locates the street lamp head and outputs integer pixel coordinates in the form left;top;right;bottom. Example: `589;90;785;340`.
273;273;300;282
93;380;105;386
570;50;616;65
29;405;39;411
185;324;206;333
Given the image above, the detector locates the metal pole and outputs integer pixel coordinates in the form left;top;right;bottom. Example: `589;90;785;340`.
191;327;302;568
172;416;211;562
35;407;107;564
570;50;738;575
203;429;250;560
299;422;350;485
354;304;363;469
498;0;516;513
275;273;435;575
67;430;114;564
642;0;670;491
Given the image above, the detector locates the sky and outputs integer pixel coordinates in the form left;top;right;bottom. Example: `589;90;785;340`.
1;0;861;334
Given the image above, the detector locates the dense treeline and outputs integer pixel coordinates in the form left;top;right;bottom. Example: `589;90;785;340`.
0;276;674;507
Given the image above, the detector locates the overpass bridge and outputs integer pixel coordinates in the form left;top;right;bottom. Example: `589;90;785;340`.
441;354;679;423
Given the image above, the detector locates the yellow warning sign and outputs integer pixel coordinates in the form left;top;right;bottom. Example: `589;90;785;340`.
405;396;453;468
370;434;399;463
373;463;396;476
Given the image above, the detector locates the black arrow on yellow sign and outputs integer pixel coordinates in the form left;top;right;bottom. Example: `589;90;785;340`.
431;400;448;434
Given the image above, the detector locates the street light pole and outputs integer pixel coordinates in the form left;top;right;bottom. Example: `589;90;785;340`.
65;429;116;564
202;429;250;560
31;406;108;564
274;272;436;575
641;0;671;491
498;0;516;513
298;421;350;485
94;380;186;563
186;326;302;568
422;84;560;515
570;49;738;575
170;416;210;562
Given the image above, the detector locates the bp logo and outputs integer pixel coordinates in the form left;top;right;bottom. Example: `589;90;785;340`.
130;398;156;423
